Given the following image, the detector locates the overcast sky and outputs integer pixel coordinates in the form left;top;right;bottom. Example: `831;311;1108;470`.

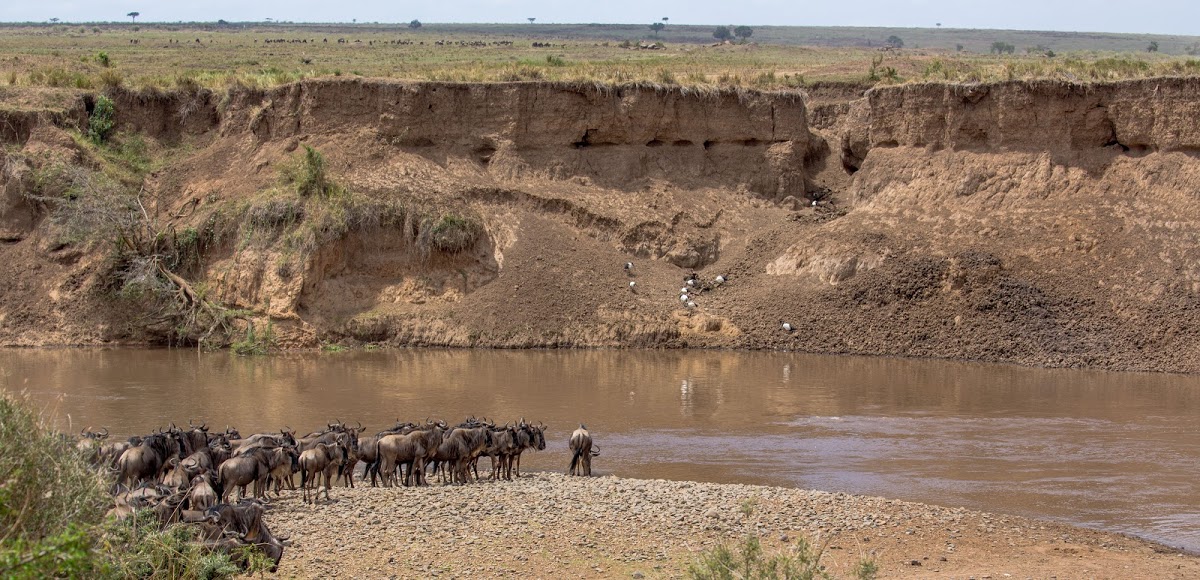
3;1;1197;36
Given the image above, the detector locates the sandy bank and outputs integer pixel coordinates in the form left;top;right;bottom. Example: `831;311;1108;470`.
265;472;1199;579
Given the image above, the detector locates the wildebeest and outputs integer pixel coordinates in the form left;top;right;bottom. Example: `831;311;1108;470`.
568;424;596;476
298;442;346;503
429;425;492;484
116;433;181;490
483;424;519;481
189;472;218;510
216;449;271;503
206;500;285;572
76;427;109;463
267;446;300;495
377;422;446;487
513;420;547;477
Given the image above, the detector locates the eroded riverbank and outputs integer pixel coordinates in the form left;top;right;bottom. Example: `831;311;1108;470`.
266;473;1199;579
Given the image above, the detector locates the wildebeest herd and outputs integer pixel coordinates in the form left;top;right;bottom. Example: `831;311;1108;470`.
75;416;558;572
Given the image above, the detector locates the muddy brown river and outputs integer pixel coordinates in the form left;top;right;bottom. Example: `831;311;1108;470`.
3;348;1198;552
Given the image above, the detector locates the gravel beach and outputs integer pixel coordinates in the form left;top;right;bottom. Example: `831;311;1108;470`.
266;473;1200;579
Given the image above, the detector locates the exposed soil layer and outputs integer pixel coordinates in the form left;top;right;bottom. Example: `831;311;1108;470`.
267;472;1200;579
2;78;1200;372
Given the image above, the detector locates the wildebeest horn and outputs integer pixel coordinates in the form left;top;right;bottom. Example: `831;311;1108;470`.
81;426;90;436
100;427;109;438
356;421;363;431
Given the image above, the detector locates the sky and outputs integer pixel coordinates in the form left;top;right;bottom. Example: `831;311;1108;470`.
2;1;1197;36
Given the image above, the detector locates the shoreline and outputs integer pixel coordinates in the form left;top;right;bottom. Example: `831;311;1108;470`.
4;343;1198;378
266;472;1200;579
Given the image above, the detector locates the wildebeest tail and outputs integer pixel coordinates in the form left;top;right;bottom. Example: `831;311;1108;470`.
568;447;583;473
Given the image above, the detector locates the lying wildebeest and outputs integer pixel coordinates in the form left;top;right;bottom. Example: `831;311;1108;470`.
189;472;219;510
116;433;181;491
298;442;346;503
206;500;285;572
568;424;598;476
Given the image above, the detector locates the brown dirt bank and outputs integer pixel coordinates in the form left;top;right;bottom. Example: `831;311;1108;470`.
1;78;1199;372
266;472;1200;579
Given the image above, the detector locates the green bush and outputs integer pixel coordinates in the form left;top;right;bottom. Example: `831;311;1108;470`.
231;319;276;356
87;95;116;145
427;214;480;253
282;145;338;198
687;535;877;580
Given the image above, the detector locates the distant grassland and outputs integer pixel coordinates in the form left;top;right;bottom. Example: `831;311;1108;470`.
0;22;1198;92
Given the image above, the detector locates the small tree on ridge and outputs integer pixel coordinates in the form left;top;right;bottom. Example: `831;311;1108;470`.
127;11;139;23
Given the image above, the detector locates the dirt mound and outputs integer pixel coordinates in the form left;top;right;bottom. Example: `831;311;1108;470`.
1;78;1199;372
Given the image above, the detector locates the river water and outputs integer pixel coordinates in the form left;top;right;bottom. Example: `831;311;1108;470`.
3;348;1198;552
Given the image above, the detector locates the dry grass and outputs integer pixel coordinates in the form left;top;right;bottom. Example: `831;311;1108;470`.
0;23;1196;93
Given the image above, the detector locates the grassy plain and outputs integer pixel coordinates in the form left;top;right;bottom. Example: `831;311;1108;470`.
0;22;1198;92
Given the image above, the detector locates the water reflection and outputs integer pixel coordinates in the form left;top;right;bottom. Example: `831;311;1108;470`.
2;348;1199;551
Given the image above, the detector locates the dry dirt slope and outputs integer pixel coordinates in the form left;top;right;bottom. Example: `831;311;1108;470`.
1;78;1198;372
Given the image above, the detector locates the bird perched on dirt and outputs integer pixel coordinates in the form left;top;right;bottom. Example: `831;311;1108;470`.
624;262;634;275
628;281;637;289
782;322;793;332
687;301;696;308
680;294;689;303
714;275;726;284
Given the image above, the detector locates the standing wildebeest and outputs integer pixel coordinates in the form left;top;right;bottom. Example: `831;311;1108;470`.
568;424;596;476
298;442;346;503
267;446;300;495
377;422;446;487
429;425;492;484
483;425;519;481
217;448;272;503
115;433;181;490
76;427;109;464
512;421;547;477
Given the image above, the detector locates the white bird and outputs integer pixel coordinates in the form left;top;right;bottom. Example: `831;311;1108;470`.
811;199;819;207
715;275;726;284
687;301;696;308
782;322;793;332
680;294;689;303
624;262;634;270
680;287;689;294
629;281;637;289
686;279;695;287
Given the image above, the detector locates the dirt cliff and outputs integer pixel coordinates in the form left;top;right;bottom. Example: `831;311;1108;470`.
1;78;1198;372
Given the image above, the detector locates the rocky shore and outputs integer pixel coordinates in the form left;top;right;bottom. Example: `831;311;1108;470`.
267;473;1199;579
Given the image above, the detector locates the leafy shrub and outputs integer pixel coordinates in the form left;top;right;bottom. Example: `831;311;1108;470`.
687;535;877;580
231;319;275;356
281;145;336;197
95;51;111;67
427;214;480;253
87;95;116;145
